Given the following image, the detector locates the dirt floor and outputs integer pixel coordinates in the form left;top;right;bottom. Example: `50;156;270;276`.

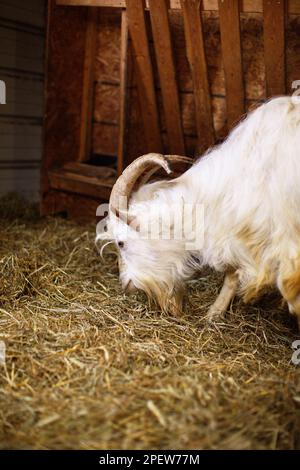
0;195;299;450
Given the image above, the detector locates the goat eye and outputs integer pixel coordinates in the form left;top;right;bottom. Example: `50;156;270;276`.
118;241;124;249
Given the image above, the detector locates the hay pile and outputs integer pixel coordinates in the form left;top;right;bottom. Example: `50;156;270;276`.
0;194;299;450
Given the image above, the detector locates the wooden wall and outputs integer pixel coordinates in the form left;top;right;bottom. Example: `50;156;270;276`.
91;5;300;162
92;8;121;160
0;0;46;201
42;1;300;220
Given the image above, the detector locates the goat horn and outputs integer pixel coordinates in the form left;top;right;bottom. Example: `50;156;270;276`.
165;155;194;165
139;155;194;187
109;153;171;220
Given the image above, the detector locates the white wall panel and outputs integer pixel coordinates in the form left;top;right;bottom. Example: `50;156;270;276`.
0;0;46;202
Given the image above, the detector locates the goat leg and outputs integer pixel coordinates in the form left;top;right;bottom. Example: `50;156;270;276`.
206;271;238;322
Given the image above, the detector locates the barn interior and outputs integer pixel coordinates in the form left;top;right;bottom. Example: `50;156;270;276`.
0;0;300;450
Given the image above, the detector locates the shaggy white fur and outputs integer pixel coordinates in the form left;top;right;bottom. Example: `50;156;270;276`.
100;97;300;325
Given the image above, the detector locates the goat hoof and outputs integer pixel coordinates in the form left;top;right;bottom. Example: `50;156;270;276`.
206;307;225;324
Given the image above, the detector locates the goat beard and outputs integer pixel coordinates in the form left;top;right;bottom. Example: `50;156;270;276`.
141;280;185;316
164;289;185;316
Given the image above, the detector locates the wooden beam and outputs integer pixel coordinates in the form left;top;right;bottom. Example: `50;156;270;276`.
149;0;185;155
126;0;163;153
42;190;102;221
57;0;125;5
56;0;300;15
49;165;116;200
42;0;90;216
181;0;214;153
63;161;117;178
78;7;98;161
263;0;286;97
218;0;245;129
117;10;129;174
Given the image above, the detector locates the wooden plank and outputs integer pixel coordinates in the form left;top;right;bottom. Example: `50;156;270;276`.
148;0;185;155
181;0;214;153
0;122;43;166
78;7;98;161
0;167;40;200
1;0;46;13
117;10;129;175
1;79;43;118
126;0;163;153
94;83;120;124
1;76;43;100
263;0;286;97
63;161;117;178
92;122;119;156
0;26;44;75
94;8;122;84
218;0;244;128
0;148;42;162
56;0;300;15
0;120;42;132
41;0;89;214
49;167;116;199
41;189;102;221
0;161;40;169
57;0;125;5
0;1;45;28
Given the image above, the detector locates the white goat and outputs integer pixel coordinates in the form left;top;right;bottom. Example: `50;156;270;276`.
98;96;300;328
